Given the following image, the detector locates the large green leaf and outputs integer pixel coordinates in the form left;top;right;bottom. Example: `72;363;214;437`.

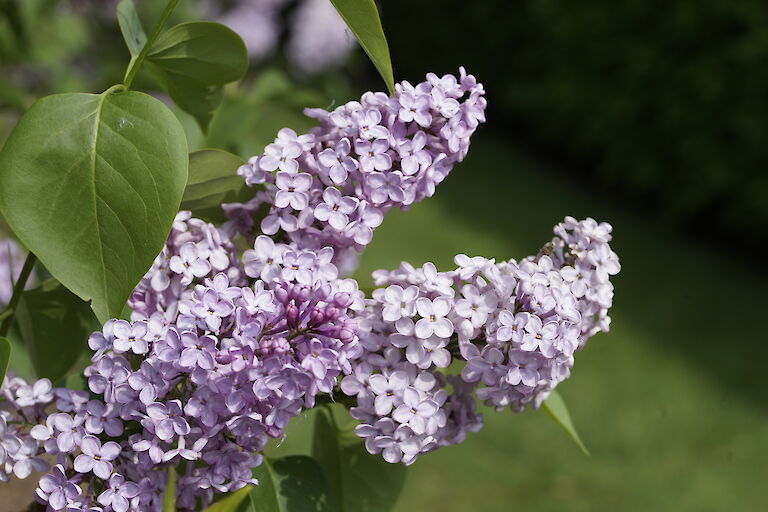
163;466;177;512
146;22;248;130
250;455;337;512
116;0;147;57
0;336;10;383
182;149;247;223
329;0;394;94
541;389;591;456
15;279;99;383
203;486;252;512
0;90;188;323
312;405;406;512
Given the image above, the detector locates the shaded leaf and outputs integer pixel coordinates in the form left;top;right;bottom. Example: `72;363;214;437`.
116;0;147;57
204;486;252;512
148;63;225;131
329;0;394;94
148;22;248;85
6;328;33;380
250;455;337;512
0;90;188;323
541;389;590;456
15;279;99;383
0;336;9;383
313;405;406;512
182;149;247;222
146;22;248;130
163;466;177;512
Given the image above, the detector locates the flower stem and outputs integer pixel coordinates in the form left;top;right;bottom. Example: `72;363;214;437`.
0;252;35;337
122;0;181;89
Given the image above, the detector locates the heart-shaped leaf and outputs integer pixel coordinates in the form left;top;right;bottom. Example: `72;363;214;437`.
116;0;147;58
313;405;406;512
15;279;99;383
250;455;338;512
541;389;590;456
329;0;394;94
182;149;247;222
0;90;188;323
147;22;248;130
0;336;10;383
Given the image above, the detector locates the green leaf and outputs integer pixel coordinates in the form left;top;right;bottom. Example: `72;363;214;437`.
182;149;247;223
312;405;406;512
147;64;225;131
203;486;252;512
541;389;590;456
163;466;177;512
148;22;248;84
146;22;248;130
15;279;99;383
0;89;189;324
329;0;394;94
250;455;337;512
0;336;10;383
116;0;147;57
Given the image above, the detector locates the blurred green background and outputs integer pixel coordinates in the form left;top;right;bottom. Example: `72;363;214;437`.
1;0;767;510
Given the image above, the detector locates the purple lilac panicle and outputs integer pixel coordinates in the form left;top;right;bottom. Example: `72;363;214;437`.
233;68;486;261
14;239;361;511
345;217;619;464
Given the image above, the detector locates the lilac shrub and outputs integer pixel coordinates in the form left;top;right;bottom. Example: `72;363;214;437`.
0;70;620;511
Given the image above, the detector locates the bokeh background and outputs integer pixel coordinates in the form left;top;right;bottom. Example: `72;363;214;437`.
1;0;767;510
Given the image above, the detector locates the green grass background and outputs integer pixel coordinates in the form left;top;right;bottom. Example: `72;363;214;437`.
267;134;768;511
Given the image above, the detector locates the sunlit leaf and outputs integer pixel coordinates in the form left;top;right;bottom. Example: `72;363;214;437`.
329;0;394;94
0;90;188;323
541;389;590;456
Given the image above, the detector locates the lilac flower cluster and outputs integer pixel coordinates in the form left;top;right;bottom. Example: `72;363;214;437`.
344;217;620;464
233;69;486;259
0;376;56;482
17;238;363;511
128;212;242;322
